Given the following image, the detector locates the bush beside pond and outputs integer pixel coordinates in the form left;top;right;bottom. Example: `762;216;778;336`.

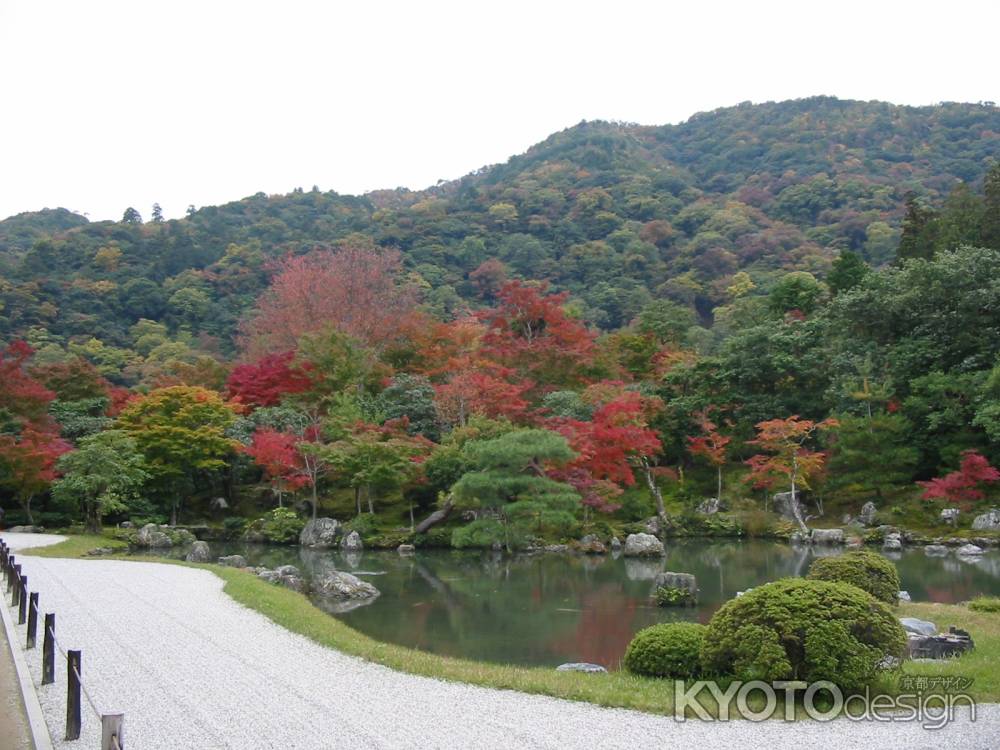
624;622;706;678
806;550;901;604
969;596;1000;613
700;578;906;690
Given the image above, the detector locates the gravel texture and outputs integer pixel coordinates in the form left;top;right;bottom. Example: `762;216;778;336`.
2;532;998;749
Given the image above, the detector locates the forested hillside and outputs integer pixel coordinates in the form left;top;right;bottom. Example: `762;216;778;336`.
2;96;1000;538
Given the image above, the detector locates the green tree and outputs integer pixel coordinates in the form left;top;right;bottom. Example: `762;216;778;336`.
827;251;869;295
983;162;1000;249
896;193;937;262
452;429;579;551
827;414;918;499
116;385;237;524
52;430;149;532
768;272;824;317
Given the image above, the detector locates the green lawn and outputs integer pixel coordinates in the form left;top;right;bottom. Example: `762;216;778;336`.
16;533;1000;715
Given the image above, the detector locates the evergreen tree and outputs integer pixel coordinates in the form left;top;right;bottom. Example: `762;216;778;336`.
896;193;937;262
827;251;869;295
983;162;1000;250
121;206;142;224
827;414;918;499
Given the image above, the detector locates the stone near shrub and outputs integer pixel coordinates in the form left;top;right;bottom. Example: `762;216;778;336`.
120;521;134;529
136;523;172;548
696;497;721;515
610;536;622;550
258;566;304;592
340;530;363;552
859;501;878;526
623;533;665;557
940;508;960;526
898;590;911;602
556;662;607;673
883;532;903;551
653;571;698;598
772;491;804;522
397;544;415;556
899;617;937;636
972;508;1000;531
956;543;984;557
313;570;379;600
185;541;211;563
577;534;607;554
299;518;342;549
811;528;844;545
218;554;248;568
907;627;974;659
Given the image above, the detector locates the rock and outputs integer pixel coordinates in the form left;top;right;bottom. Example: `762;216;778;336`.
185;541;212;563
736;588;753;598
313;570;380;600
275;565;301;578
610;536;622;550
956;543;984;557
973;536;999;548
299;518;342;548
340;530;363;552
925;544;949;556
6;525;38;533
900;617;937;636
883;532;903;551
85;547;114;556
972;508;1000;531
210;496;230;511
940;508;960;526
397;544;415;556
258;566;304;592
120;521;134;529
577;535;607;554
696;497;721;515
811;528;845;545
859;501;878;526
543;544;570;554
907;627;975;659
136;523;172;548
898;590;912;602
773;491;802;522
846;536;863;549
555;663;607;673
623;533;665;557
653;571;698;600
217;554;248;568
642;517;662;536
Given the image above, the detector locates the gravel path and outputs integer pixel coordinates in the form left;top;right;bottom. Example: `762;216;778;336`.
2;532;998;749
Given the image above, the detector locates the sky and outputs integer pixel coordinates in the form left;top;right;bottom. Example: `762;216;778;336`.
1;0;998;222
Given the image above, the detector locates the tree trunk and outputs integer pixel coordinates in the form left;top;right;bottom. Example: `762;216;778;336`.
640;458;667;524
366;486;374;515
717;465;723;502
354;487;361;516
171;499;178;527
789;479;808;535
415;496;454;534
310;480;318;520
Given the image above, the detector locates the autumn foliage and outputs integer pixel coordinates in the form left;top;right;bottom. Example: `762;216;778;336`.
919;451;1000;504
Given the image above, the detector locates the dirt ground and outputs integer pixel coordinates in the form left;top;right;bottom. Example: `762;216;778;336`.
0;620;33;750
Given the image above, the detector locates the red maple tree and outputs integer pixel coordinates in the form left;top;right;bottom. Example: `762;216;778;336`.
243;428;309;506
687;410;731;502
919;450;1000;505
227;351;313;408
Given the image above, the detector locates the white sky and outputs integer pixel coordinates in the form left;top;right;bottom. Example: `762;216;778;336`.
1;0;997;222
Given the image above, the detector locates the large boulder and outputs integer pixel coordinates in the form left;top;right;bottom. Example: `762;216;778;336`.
218;554;248;568
972;508;1000;531
185;541;211;563
136;523;173;548
340;530;363;552
577;534;607;554
858;501;878;526
772;491;802;522
956;543;984;557
314;570;379;600
258;565;304;592
899;617;937;636
299;518;342;548
940;508;960;526
696;497;721;515
623;533;665;557
811;528;845;545
642;517;662;536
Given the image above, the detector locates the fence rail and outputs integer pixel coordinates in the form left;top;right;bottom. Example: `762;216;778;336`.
0;538;125;750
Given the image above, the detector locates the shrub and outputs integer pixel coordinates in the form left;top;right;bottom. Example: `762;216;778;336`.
222;516;247;540
969;596;1000;613
701;578;906;690
624;622;706;678
654;586;695;607
807;550;901;604
344;513;380;539
258;507;305;544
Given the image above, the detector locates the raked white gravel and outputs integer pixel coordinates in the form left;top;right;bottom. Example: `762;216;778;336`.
2;531;998;749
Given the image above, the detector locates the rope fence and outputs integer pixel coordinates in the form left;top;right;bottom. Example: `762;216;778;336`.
1;538;125;749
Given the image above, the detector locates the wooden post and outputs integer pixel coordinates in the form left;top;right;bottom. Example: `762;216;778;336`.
26;592;38;648
42;613;55;685
66;650;81;740
17;575;27;624
101;713;124;750
10;562;20;598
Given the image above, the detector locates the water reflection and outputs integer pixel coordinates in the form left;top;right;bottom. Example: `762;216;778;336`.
148;539;1000;669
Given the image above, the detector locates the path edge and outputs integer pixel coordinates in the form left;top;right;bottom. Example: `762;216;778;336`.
0;580;54;750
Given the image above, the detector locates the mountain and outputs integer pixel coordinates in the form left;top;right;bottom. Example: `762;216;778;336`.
1;96;998;351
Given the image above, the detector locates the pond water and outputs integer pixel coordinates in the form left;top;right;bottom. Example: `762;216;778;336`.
162;540;1000;670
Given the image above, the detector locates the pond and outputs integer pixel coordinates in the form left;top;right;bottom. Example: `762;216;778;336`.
157;540;1000;670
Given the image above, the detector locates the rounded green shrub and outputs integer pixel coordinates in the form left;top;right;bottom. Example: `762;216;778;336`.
624;622;706;678
969;596;1000;613
701;578;906;690
807;550;900;604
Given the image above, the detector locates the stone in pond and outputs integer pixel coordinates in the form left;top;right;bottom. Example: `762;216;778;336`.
397;544;415;555
299;517;342;549
956;543;984;557
899;617;937;636
217;554;248;568
314;570;380;600
556;663;607;673
652;571;698;599
883;532;903;551
623;533;665;557
340;530;363;552
924;545;949;556
811;528;844;545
